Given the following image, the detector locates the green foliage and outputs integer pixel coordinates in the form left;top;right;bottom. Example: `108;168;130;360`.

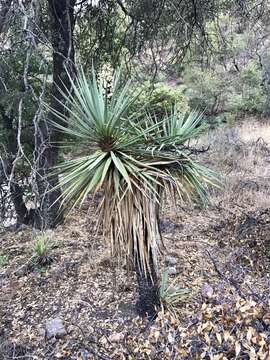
180;12;268;122
183;61;265;119
159;268;192;316
183;67;228;115
76;3;129;69
129;82;189;119
228;61;265;113
0;254;8;268
0;47;49;164
49;67;218;274
31;235;54;266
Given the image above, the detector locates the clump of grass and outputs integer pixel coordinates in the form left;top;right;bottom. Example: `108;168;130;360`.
159;268;192;318
31;235;54;267
0;254;8;268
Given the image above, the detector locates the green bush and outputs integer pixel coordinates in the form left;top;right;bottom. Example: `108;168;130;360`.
129;82;189;119
228;61;265;113
183;67;228;115
183;61;265;119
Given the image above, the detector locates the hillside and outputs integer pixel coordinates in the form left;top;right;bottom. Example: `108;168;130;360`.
1;119;270;359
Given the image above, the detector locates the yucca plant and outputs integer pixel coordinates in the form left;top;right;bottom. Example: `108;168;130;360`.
32;235;54;267
159;268;192;318
0;253;8;268
48;67;218;317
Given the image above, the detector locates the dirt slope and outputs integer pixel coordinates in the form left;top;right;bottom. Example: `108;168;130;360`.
1;120;270;359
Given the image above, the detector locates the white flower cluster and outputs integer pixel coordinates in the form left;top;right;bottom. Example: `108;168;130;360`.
98;63;113;98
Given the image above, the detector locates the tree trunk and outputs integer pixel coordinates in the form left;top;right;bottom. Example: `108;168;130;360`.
34;0;75;229
9;183;29;225
0;106;33;226
135;250;160;318
0;0;12;33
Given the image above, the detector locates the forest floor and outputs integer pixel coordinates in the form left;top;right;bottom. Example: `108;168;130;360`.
1;118;270;360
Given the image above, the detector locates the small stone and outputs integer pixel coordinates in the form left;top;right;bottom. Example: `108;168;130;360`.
109;332;124;342
32;228;42;235
15;224;28;233
201;284;214;299
44;229;54;237
45;318;66;339
159;219;177;232
165;255;178;266
166;266;177;275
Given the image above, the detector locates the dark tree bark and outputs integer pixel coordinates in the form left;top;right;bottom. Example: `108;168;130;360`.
133;199;161;318
35;0;76;229
0;106;32;226
9;183;31;225
0;0;12;33
135;250;160;318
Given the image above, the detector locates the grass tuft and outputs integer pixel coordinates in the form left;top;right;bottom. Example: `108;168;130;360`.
31;235;54;267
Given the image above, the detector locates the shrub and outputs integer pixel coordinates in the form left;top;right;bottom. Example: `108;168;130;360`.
228;61;265;114
183;61;266;121
183;67;228;115
129;82;189;119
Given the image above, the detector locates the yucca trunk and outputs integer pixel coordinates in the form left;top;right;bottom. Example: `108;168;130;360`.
133;193;162;318
135;249;160;318
102;183;163;318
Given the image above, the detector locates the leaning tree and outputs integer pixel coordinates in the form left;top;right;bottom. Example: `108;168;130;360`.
48;68;218;317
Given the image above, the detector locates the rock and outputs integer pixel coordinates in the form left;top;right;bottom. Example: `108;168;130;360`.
166;266;177;275
45;318;66;339
14;224;28;233
159;219;175;232
32;228;42;235
201;284;214;299
109;332;124;342
165;255;178;266
225;128;239;142
235;216;257;240
44;229;54;237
